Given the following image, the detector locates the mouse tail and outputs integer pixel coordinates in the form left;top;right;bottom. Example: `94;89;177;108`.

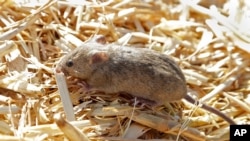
185;95;236;125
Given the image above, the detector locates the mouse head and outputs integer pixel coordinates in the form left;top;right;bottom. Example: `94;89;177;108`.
56;45;109;80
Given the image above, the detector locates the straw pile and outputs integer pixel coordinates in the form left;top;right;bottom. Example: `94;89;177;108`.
0;0;249;140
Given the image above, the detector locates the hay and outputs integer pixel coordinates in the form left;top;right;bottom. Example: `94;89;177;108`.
0;0;249;140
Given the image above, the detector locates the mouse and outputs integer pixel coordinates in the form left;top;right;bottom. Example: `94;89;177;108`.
56;36;236;125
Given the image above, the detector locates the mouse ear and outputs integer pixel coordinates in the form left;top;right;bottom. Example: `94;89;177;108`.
88;51;109;64
87;35;106;45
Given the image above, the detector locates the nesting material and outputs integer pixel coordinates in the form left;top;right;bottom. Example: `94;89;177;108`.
0;0;249;141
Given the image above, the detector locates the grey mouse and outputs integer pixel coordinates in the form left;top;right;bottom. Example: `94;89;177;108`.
56;36;236;125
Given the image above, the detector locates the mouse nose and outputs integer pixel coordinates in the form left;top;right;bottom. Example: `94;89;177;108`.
56;65;70;76
55;65;62;73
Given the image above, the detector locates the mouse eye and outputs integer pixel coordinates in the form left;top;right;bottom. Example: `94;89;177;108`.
66;60;73;67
